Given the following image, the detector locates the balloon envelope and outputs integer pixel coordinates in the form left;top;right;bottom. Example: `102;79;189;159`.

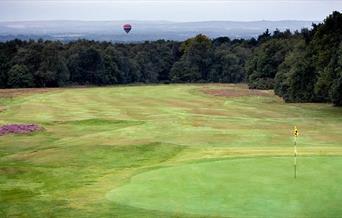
123;24;132;33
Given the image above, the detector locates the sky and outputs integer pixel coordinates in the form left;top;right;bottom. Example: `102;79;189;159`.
0;0;341;22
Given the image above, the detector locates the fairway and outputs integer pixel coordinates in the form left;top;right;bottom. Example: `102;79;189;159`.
1;84;342;217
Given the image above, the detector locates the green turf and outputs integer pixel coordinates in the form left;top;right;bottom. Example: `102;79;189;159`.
0;84;342;217
107;156;342;217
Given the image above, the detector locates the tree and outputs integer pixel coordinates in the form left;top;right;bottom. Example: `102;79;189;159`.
331;43;342;106
170;61;200;82
172;34;213;82
212;37;231;47
210;44;246;83
246;38;294;89
274;39;317;102
0;48;7;88
331;73;342;106
37;42;69;87
7;64;34;88
0;40;23;88
102;46;122;84
257;29;271;43
67;47;105;85
11;43;43;86
311;11;342;102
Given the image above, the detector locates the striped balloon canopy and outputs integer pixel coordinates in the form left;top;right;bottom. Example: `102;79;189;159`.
123;24;132;33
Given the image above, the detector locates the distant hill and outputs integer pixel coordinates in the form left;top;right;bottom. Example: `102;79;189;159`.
0;20;317;42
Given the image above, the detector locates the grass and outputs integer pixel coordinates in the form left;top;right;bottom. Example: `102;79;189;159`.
107;156;342;217
0;84;342;217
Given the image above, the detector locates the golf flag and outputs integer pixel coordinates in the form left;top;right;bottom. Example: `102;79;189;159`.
293;126;299;178
293;126;299;137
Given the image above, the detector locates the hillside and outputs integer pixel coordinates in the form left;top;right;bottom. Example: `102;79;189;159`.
1;84;342;217
0;20;315;42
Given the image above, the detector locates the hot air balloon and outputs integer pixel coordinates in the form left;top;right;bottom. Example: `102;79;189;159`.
123;24;132;34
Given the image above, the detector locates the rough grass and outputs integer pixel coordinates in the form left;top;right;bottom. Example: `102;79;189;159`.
0;84;342;217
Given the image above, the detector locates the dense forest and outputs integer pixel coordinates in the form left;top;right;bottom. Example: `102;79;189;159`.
0;12;341;106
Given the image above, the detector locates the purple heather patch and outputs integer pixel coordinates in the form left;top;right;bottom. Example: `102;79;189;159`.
0;124;43;136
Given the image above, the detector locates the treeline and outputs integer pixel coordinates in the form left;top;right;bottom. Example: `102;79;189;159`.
247;11;342;106
0;11;341;106
0;35;254;88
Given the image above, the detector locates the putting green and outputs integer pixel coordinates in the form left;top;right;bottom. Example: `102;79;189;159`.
107;156;342;217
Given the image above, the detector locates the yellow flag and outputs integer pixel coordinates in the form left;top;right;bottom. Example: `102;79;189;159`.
293;126;299;137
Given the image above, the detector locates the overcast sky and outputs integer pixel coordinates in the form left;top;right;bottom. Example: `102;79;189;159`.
0;0;341;22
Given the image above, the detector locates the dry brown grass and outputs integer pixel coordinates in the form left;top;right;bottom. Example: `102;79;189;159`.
0;88;58;98
170;147;342;164
201;85;273;98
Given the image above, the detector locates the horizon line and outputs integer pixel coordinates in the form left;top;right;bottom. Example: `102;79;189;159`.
0;19;321;23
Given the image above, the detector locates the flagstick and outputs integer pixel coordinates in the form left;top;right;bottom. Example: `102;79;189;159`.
294;135;297;179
